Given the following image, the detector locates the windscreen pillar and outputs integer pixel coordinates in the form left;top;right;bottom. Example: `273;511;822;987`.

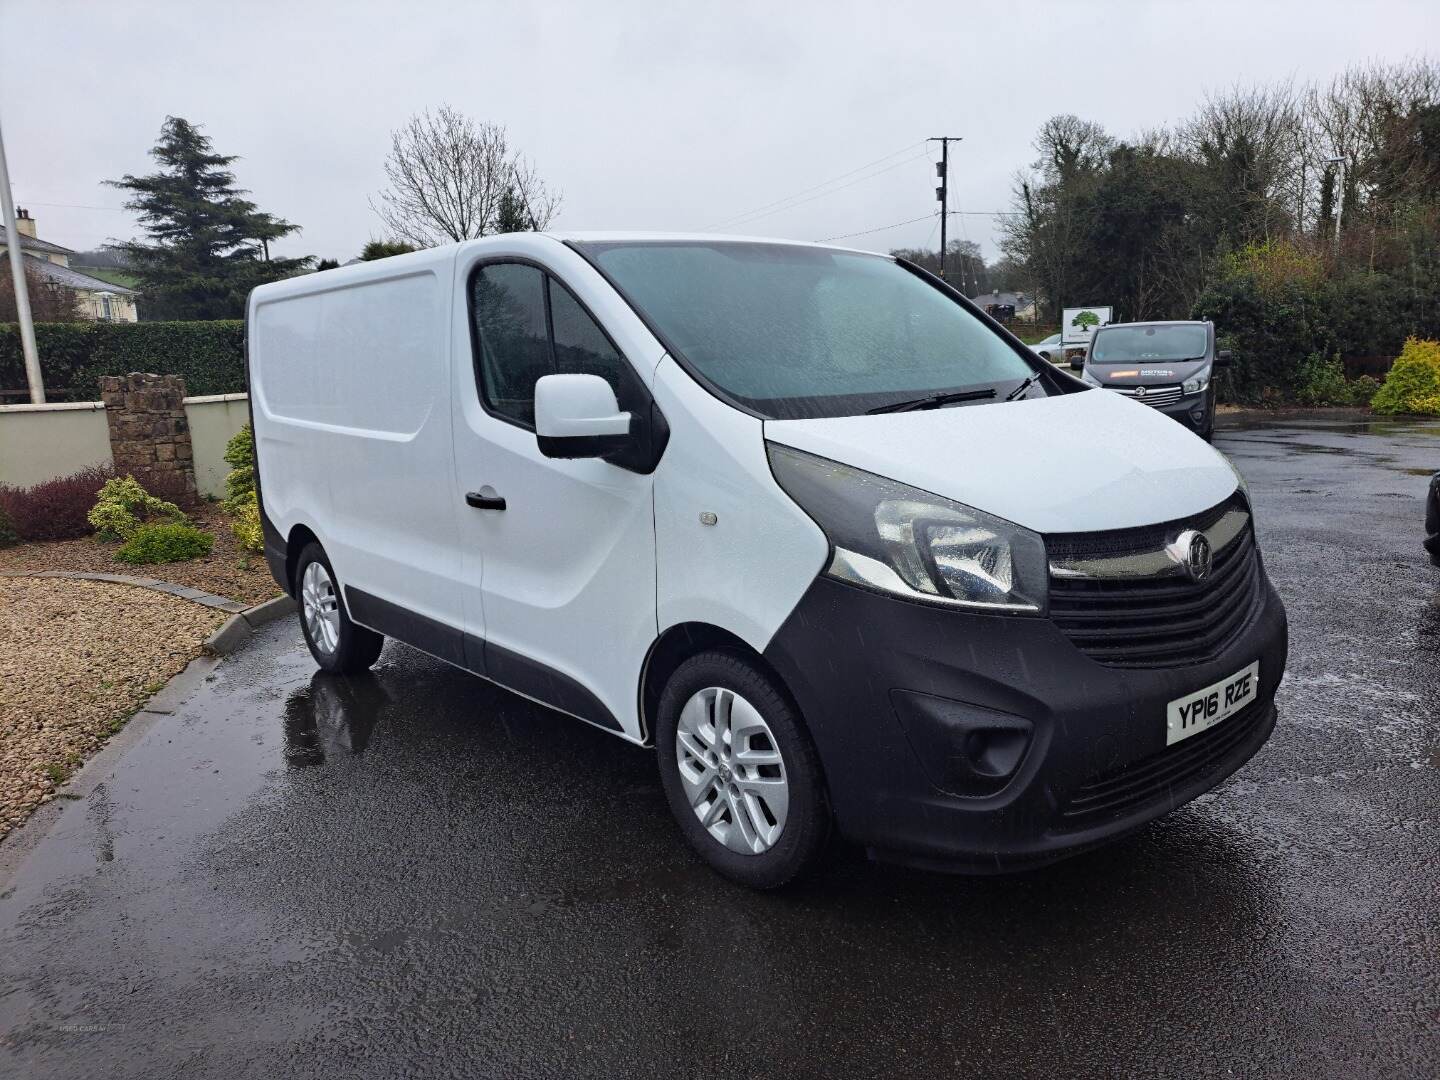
99;372;198;504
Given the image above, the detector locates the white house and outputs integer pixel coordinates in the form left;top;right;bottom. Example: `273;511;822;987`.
1;208;138;321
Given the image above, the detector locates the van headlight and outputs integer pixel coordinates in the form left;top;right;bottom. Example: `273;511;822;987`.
767;444;1047;614
1183;367;1211;396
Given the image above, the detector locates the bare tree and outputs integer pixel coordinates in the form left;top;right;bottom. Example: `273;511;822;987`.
1033;114;1114;181
1180;81;1305;244
371;106;561;246
1305;59;1440;229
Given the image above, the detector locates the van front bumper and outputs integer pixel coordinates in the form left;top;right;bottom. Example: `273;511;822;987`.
762;573;1288;873
1152;392;1213;432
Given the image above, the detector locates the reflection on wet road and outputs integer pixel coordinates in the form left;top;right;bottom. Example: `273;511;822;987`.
1;417;1437;1079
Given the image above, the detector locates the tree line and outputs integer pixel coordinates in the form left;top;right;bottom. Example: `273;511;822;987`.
996;58;1440;402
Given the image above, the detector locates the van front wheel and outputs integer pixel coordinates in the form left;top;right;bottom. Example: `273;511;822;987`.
295;543;384;674
656;651;830;889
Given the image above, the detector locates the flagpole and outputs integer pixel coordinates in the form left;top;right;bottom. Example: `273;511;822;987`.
0;110;43;403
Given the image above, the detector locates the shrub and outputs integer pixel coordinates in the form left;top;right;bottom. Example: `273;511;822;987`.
0;320;245;403
1294;352;1377;407
0;504;16;547
0;464;113;541
1194;260;1334;406
222;424;255;512
1222;240;1325;295
87;475;188;541
1371;338;1440;416
114;522;214;564
1348;374;1381;406
231;491;263;553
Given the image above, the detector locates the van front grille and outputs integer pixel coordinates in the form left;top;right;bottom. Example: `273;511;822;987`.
1057;698;1267;825
1046;496;1261;668
1106;383;1184;408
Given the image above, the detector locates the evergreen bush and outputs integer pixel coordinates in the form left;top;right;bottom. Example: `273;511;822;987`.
1370;338;1440;416
88;476;189;542
115;522;215;564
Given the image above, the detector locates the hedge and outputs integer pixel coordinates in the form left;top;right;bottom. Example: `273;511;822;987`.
0;321;245;402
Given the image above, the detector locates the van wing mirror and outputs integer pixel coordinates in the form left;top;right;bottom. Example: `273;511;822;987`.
1069;353;1085;371
1216;349;1233;367
534;374;634;460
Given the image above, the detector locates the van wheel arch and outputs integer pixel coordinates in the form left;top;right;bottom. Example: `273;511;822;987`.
641;623;805;748
285;524;321;596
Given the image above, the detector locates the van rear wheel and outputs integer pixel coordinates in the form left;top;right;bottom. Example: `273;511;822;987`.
656;651;830;889
295;543;384;674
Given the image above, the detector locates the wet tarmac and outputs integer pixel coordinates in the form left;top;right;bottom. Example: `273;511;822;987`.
1;417;1437;1079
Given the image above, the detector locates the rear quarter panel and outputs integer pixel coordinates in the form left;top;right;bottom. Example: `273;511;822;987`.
247;251;461;627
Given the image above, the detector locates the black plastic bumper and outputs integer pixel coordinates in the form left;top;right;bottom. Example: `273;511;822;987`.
260;507;292;597
762;572;1288;872
1153;393;1212;432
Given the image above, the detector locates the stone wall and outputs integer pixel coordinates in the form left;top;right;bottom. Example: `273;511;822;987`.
98;372;197;503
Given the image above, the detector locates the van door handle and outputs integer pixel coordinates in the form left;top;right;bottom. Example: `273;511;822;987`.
465;490;506;511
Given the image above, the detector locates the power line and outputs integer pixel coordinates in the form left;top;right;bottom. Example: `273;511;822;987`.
711;149;933;232
922;210;941;249
17;200;129;212
815;212;937;243
705;141;929;230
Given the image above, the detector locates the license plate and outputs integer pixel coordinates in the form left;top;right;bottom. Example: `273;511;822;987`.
1166;661;1259;746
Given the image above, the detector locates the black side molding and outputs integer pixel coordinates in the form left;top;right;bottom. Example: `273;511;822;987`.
346;587;468;669
483;640;623;732
344;587;623;734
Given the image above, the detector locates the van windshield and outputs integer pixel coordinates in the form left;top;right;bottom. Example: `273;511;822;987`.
576;241;1039;419
1090;324;1208;363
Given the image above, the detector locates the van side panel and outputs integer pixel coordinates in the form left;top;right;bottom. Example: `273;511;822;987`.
652;355;829;653
249;257;463;636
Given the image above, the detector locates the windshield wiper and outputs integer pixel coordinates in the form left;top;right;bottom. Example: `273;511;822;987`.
866;388;996;414
1004;371;1044;402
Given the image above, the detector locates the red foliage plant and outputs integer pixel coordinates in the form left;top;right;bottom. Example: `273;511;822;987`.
0;463;114;542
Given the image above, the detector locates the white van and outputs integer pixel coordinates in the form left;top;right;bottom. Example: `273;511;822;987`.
247;233;1288;888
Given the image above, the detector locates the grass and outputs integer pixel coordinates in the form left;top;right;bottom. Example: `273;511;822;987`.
43;760;74;785
71;266;141;289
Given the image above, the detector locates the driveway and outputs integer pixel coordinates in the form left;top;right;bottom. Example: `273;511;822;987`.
2;417;1437;1079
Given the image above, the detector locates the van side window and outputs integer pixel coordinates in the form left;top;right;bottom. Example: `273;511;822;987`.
548;278;626;395
472;263;550;427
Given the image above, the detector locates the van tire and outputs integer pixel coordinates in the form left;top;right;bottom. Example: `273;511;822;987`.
656;650;830;889
294;542;384;674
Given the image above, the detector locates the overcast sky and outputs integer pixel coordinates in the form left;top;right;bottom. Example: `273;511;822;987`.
3;1;1435;265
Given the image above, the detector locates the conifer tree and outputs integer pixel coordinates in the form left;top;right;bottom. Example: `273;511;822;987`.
108;117;311;319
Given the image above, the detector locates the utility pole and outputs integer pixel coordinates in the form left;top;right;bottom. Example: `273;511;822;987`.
929;136;962;284
0;110;43;403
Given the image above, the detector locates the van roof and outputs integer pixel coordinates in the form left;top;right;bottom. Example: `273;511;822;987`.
248;232;893;307
1095;320;1210;330
548;231;881;256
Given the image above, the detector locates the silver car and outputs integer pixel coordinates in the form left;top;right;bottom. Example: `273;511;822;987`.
1029;332;1064;363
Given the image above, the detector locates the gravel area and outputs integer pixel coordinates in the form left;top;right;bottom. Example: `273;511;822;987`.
0;576;226;840
0;503;282;607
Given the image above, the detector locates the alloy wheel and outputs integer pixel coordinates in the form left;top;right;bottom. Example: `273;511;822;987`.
301;561;341;656
674;686;789;855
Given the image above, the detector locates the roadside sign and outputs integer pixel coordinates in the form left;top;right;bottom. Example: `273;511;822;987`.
1062;306;1113;347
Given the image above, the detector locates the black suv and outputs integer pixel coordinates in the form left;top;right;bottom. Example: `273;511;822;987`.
1074;320;1230;441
